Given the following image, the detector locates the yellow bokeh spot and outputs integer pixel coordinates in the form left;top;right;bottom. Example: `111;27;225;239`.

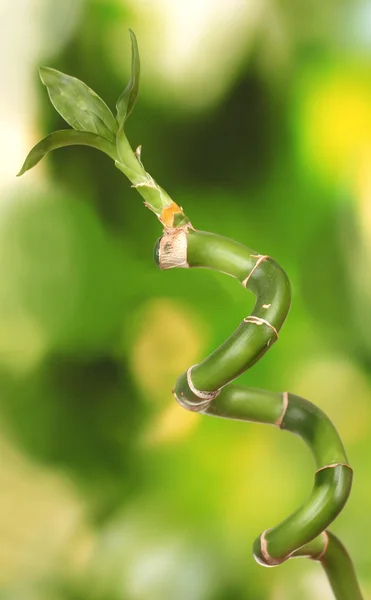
298;67;371;182
142;395;199;446
0;315;47;374
130;298;206;402
130;298;207;444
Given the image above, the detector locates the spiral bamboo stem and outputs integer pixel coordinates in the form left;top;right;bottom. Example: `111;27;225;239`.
155;227;363;599
18;30;364;600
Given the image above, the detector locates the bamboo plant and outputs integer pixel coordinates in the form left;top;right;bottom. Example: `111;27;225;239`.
18;31;364;600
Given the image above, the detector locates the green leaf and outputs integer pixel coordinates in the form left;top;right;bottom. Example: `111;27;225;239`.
17;130;118;176
39;67;117;142
116;30;140;127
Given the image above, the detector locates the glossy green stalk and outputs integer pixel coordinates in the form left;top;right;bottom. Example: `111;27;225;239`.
202;385;352;564
294;532;364;600
158;227;363;598
186;230;291;390
322;533;364;599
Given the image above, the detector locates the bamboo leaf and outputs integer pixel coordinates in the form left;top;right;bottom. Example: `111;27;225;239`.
39;67;117;142
17;130;118;176
116;30;140;127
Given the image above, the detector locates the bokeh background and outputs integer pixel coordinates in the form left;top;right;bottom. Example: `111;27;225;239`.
1;0;371;598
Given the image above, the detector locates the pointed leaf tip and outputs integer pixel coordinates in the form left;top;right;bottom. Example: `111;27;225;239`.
116;29;140;128
39;66;56;85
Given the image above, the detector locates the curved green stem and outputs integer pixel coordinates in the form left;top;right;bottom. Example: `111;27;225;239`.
154;227;363;599
203;385;352;565
187;229;291;390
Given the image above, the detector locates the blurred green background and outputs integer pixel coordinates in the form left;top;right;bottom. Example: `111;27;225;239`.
1;0;371;598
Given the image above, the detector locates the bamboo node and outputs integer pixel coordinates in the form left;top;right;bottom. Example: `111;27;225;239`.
315;463;353;475
131;178;157;190
313;531;330;562
259;530;286;566
275;391;289;428
187;365;221;401
158;227;190;269
242;255;269;287
243;315;279;340
172;388;212;413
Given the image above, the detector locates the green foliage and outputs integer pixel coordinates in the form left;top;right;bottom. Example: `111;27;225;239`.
39;66;117;141
18;31;140;177
17;130;117;176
